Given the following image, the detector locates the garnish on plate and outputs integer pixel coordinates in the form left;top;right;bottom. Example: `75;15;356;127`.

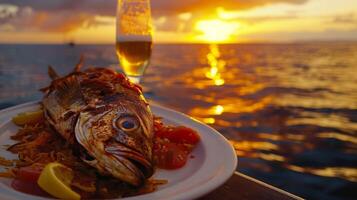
0;61;200;199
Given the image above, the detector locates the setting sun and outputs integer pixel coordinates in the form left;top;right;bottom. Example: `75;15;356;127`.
195;19;240;43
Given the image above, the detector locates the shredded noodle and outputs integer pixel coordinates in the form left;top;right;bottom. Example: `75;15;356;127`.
0;114;162;198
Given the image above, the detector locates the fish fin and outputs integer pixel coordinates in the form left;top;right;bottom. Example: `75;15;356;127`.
54;75;86;108
39;86;50;93
74;55;84;72
48;65;60;80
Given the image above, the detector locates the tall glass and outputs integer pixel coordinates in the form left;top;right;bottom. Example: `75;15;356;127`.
116;0;153;84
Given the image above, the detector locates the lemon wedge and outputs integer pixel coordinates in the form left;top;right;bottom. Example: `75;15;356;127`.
12;110;43;126
37;162;80;200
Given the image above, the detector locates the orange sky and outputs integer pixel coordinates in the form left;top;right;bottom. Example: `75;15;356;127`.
0;0;357;44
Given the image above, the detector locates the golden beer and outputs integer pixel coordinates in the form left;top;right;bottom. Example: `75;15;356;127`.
116;37;152;78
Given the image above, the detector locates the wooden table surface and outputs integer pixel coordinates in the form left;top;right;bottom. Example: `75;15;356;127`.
199;172;304;200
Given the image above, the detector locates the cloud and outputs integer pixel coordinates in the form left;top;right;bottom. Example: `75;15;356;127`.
226;14;299;24
152;0;307;15
240;28;357;42
1;0;308;16
0;0;308;32
0;6;99;32
0;0;115;16
0;0;115;32
332;13;357;25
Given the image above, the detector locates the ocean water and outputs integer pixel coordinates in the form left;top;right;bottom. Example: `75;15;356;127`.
0;43;356;199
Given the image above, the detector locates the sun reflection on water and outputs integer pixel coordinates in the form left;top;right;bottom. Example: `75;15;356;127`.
229;140;286;163
213;105;224;115
205;44;225;86
189;96;272;117
287;165;357;182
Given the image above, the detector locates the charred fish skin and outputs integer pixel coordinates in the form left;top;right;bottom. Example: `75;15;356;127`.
42;66;154;186
42;75;86;143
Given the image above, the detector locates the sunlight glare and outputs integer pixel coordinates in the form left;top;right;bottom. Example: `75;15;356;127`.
195;19;240;42
205;44;226;86
178;12;192;21
214;105;224;115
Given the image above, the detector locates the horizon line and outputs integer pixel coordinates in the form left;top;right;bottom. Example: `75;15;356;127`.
1;40;357;45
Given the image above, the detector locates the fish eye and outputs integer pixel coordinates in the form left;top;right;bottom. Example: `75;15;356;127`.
115;115;139;132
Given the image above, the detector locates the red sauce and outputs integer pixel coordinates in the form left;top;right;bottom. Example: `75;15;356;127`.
153;118;200;169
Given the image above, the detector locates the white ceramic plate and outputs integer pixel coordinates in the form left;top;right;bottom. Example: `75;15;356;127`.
0;102;237;200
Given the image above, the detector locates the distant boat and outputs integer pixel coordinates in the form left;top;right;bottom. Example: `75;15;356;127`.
68;41;76;47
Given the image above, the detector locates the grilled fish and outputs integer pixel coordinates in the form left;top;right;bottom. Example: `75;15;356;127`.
42;61;154;186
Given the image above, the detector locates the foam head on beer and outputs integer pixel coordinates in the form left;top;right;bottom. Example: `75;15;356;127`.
116;35;152;77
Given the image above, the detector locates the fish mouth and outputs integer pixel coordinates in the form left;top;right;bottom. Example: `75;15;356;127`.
105;144;154;183
75;112;154;186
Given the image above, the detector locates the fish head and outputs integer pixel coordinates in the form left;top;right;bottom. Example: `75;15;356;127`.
75;101;154;186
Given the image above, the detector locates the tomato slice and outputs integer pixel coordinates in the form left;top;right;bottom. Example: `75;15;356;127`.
153;120;200;170
11;179;50;197
156;126;200;145
16;165;43;182
154;142;189;169
11;165;50;197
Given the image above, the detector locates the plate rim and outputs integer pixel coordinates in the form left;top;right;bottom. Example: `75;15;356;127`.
0;101;237;200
